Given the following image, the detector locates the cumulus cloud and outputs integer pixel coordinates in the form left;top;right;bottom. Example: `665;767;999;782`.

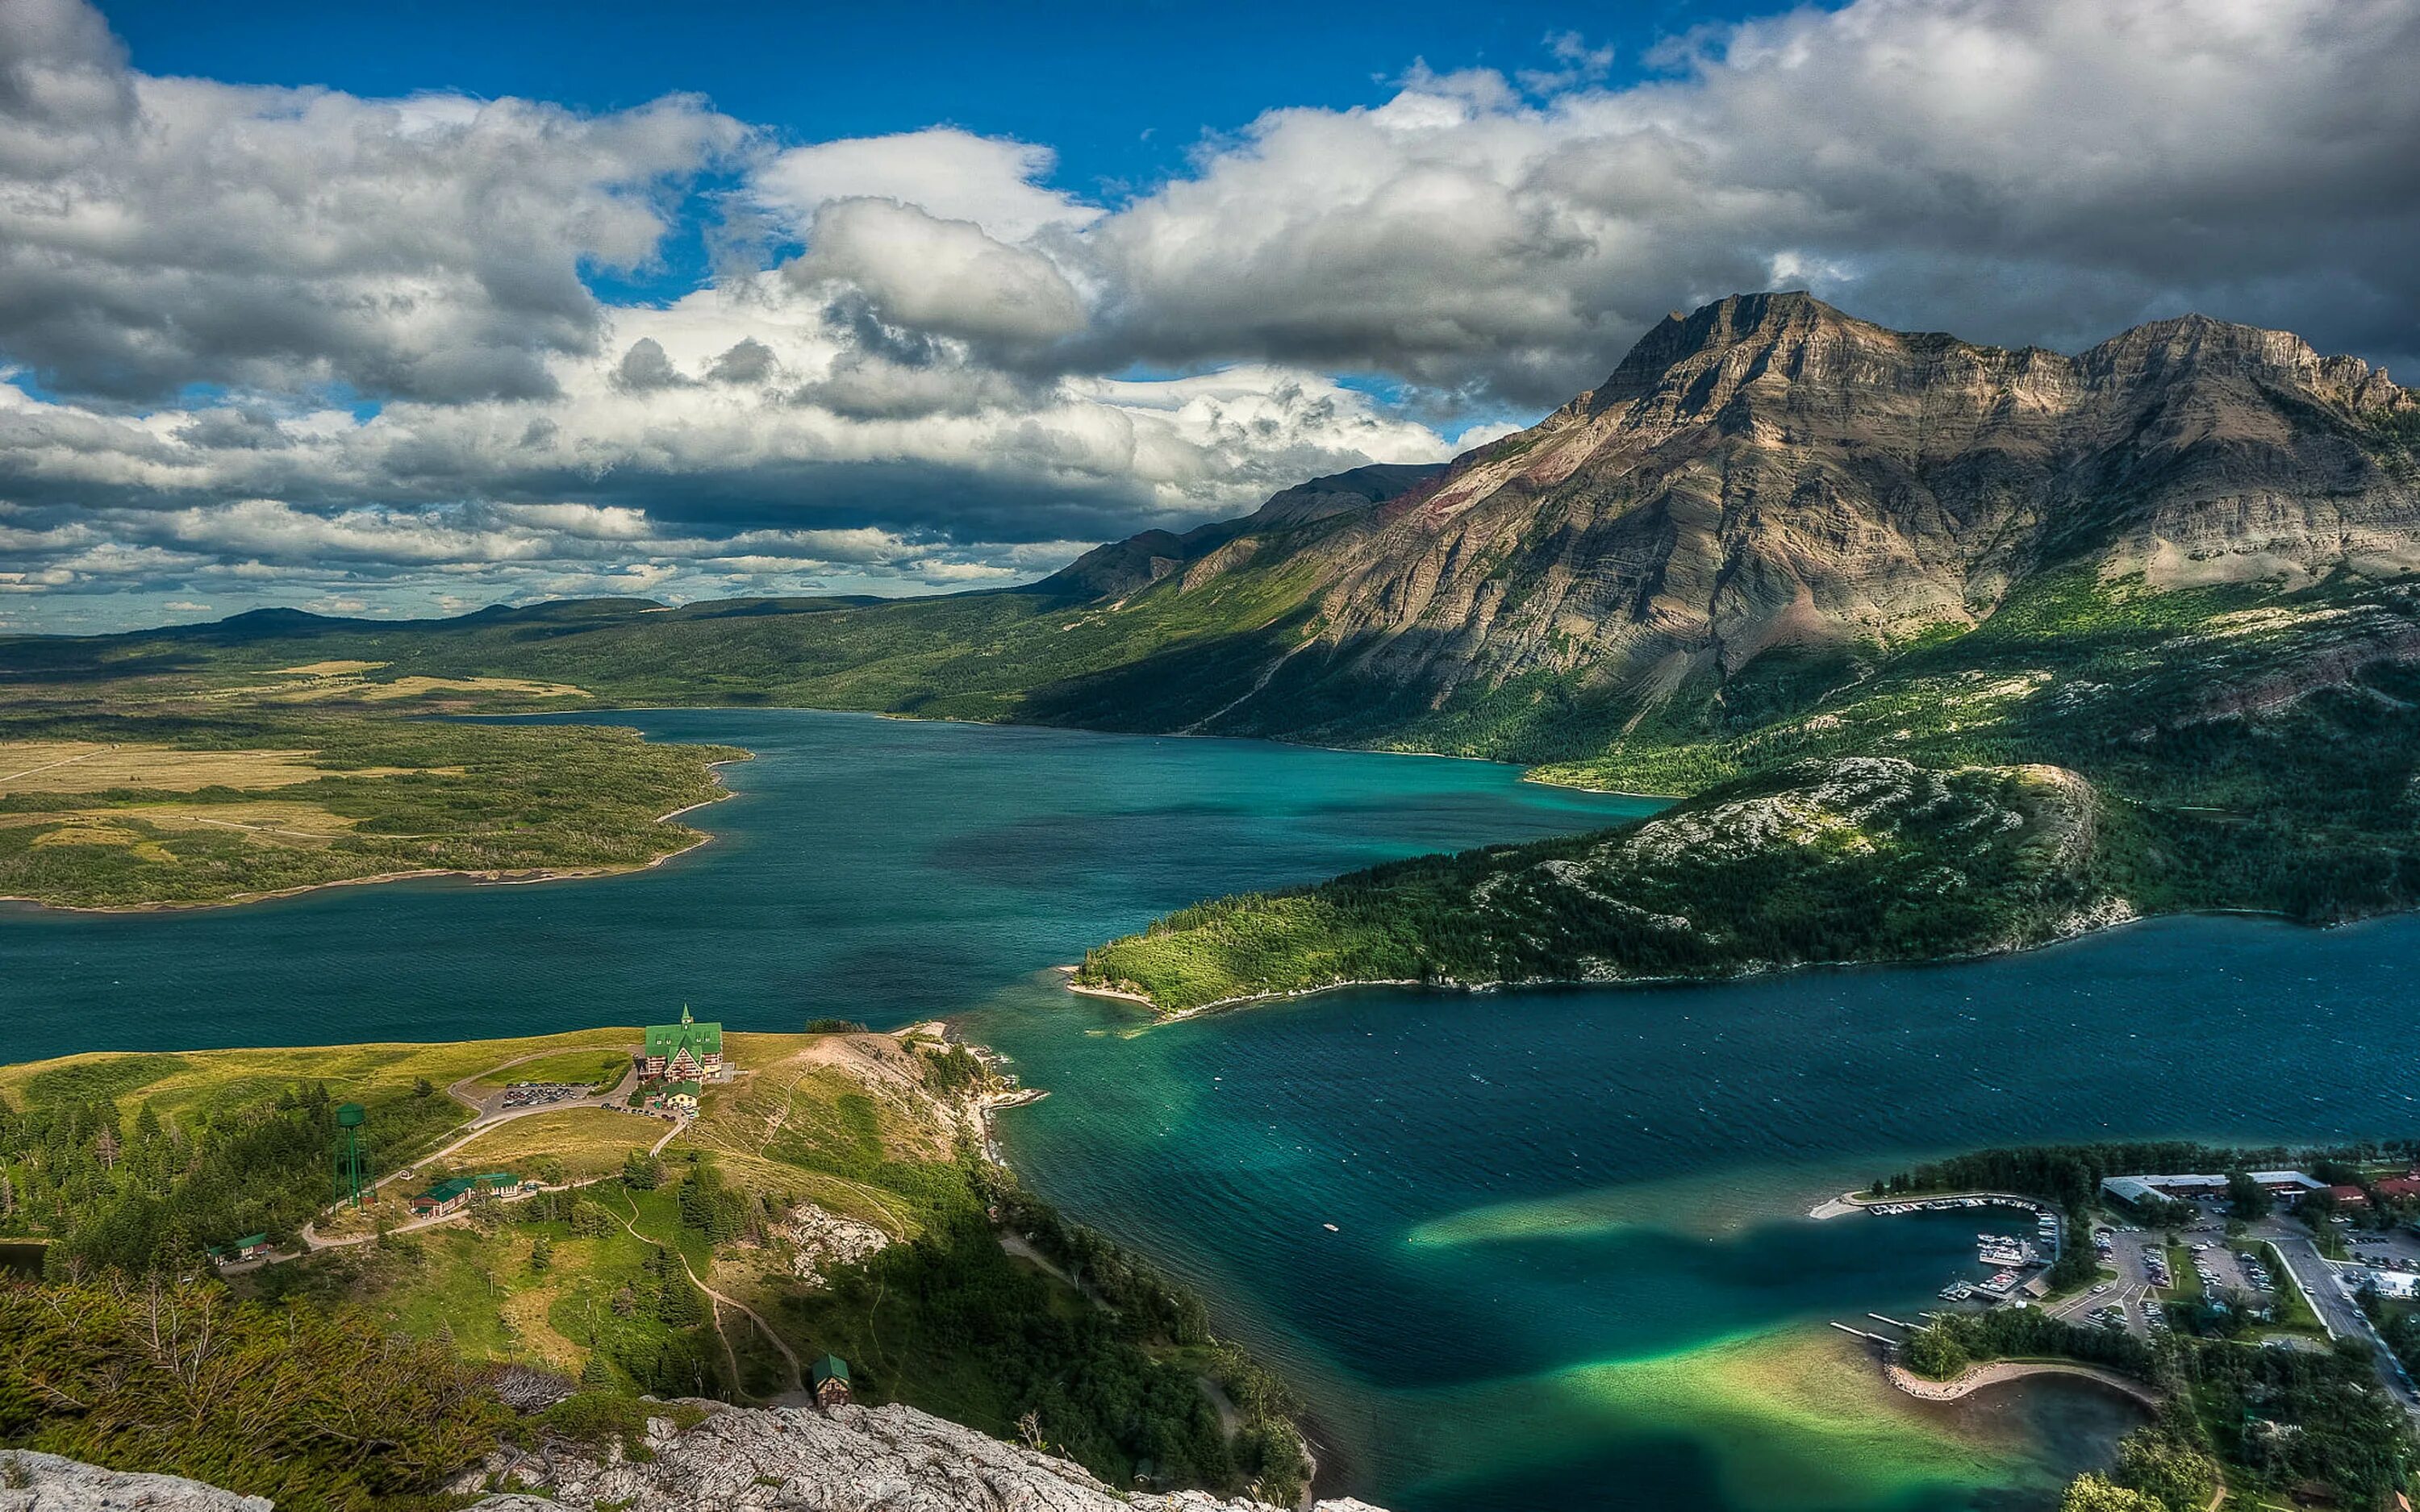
0;0;745;405
752;127;1099;242
1068;0;2420;403
783;198;1088;354
4;0;2418;629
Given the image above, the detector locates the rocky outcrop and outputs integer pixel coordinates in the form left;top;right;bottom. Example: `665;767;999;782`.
0;1451;270;1512
4;1404;1393;1512
774;1203;891;1286
468;1401;1375;1512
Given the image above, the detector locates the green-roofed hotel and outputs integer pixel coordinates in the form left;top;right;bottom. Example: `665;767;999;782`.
639;1004;724;1083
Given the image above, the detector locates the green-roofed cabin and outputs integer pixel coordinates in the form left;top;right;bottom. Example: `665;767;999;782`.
661;1081;701;1114
638;1004;724;1083
811;1354;851;1408
207;1233;271;1264
409;1177;479;1218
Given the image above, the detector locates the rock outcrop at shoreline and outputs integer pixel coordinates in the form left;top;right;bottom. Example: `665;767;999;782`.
4;1402;1390;1512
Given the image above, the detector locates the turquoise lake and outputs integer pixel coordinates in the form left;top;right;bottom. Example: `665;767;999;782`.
6;708;2419;1511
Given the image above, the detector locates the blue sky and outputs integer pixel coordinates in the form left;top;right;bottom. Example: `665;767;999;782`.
101;1;1759;186
96;0;1761;314
4;0;2417;631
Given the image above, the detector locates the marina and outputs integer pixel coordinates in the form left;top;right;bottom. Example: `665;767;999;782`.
1845;1193;2062;1310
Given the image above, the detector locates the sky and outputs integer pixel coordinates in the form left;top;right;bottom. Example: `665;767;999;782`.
2;0;2418;633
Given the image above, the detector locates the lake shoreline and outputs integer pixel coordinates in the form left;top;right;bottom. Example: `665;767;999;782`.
1062;902;2372;1021
0;756;747;917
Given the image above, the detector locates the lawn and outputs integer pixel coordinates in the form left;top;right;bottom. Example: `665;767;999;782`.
2165;1245;2204;1302
470;1046;633;1093
445;1107;666;1181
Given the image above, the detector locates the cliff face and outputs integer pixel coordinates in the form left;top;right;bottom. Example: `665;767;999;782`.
1049;293;2419;738
1;1408;1388;1512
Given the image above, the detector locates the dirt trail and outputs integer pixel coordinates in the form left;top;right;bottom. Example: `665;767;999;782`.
613;1192;803;1398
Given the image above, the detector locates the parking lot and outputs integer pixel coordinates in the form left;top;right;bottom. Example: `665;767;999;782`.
2340;1226;2420;1274
2047;1222;2163;1338
495;1080;591;1111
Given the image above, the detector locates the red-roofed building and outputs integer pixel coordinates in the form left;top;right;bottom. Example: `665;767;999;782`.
2374;1175;2420;1199
2328;1183;2370;1206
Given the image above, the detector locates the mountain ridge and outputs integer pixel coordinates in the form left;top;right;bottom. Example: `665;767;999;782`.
8;294;2420;923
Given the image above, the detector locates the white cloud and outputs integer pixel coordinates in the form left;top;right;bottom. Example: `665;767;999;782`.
0;0;747;403
752;127;1099;242
784;198;1087;351
1065;0;2420;402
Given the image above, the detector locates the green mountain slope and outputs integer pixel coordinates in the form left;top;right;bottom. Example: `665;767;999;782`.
9;293;2420;933
1077;756;2113;1013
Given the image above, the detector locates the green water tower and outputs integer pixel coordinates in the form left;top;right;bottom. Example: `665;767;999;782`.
334;1103;368;1210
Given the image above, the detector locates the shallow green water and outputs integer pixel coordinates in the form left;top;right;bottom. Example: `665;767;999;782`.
7;709;2415;1510
970;918;2420;1510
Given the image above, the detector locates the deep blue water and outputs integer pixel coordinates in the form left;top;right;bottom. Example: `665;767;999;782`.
0;710;1652;1060
6;708;2416;1512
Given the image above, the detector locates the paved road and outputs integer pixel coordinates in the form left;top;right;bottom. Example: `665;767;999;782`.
2251;1220;2420;1424
226;1047;682;1268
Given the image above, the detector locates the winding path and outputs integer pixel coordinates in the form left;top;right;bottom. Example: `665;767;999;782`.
611;1190;803;1400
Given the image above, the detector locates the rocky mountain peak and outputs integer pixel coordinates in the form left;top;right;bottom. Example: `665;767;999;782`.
1008;294;2418;748
2078;311;2409;411
1580;289;1867;414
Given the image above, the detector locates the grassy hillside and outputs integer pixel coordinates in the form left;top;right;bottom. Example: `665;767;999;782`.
9;547;2420;926
1078;756;2113;1012
0;1027;1312;1503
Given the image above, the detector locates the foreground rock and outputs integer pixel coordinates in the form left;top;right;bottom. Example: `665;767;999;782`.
5;1403;1389;1512
0;1451;270;1512
463;1400;1379;1512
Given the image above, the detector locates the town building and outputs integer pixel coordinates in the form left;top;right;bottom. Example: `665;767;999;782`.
638;1005;724;1082
661;1081;701;1115
207;1233;271;1264
2101;1171;2326;1207
811;1354;851;1409
2329;1184;2371;1207
2375;1174;2420;1200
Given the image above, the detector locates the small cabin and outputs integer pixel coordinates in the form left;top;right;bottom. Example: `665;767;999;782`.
408;1171;519;1218
207;1233;271;1264
810;1354;851;1409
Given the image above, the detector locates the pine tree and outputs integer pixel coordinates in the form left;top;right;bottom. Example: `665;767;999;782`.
579;1352;614;1392
155;1215;208;1280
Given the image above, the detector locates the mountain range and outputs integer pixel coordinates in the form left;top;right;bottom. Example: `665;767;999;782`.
10;291;2420;939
